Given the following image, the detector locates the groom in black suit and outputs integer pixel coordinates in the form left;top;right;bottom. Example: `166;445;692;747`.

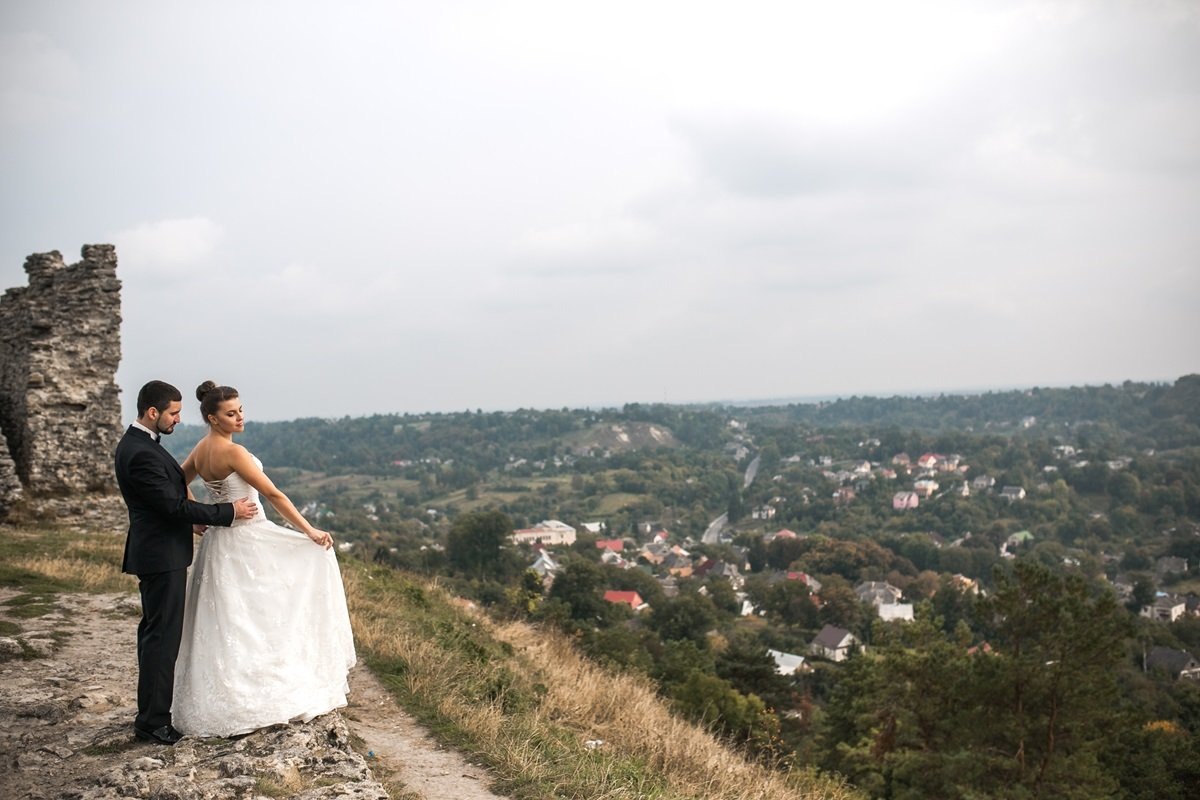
115;380;257;744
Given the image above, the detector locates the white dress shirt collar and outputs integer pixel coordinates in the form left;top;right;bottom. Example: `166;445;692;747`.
131;420;159;441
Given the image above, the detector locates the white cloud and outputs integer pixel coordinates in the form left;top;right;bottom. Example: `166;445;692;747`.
109;217;224;275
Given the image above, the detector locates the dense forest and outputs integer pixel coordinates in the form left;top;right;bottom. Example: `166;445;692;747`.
168;375;1200;797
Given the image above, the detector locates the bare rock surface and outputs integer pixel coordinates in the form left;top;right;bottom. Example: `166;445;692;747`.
0;590;507;800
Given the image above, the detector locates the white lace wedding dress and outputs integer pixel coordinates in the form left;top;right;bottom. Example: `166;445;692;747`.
172;455;356;737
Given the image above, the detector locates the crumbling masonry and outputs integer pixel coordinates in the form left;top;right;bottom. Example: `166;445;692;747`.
0;245;122;518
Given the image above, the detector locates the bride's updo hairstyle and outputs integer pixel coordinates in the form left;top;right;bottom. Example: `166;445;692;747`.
197;380;240;425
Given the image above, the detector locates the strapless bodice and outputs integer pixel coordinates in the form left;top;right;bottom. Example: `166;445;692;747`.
203;455;267;524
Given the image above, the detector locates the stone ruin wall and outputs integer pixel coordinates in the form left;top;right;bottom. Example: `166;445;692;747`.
0;245;123;518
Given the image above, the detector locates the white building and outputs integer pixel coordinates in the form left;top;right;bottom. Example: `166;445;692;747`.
767;648;808;675
511;519;577;546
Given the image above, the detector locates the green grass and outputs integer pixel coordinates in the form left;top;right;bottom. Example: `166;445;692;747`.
81;739;141;757
279;470;422;503
593;492;647;514
2;592;58;618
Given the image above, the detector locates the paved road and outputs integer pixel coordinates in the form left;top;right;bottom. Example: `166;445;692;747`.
743;455;761;489
702;512;728;544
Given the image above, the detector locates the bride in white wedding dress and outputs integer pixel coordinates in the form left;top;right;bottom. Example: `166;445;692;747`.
172;381;356;737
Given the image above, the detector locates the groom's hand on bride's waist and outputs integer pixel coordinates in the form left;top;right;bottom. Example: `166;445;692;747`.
193;524;208;537
233;499;258;519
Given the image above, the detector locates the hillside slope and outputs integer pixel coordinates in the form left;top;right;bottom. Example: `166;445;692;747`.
0;524;860;800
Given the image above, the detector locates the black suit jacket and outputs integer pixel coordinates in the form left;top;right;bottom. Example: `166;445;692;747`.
115;426;235;575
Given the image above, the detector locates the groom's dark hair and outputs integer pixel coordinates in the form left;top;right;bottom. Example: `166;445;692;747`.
136;380;182;416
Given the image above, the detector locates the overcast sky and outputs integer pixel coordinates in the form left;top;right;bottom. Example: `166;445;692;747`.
2;1;1197;422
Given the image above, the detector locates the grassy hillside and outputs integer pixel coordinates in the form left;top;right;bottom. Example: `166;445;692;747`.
0;523;861;800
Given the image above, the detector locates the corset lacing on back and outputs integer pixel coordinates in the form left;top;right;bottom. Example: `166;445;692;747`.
203;468;266;525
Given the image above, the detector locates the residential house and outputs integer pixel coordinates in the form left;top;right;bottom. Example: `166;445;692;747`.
595;539;625;552
937;454;963;473
810;625;860;662
856;581;904;605
711;561;745;589
1001;530;1034;559
781;571;823;594
1000;486;1026;502
694;559;744;588
972;474;996;491
600;550;630;569
893;491;920;510
1142;593;1188;622
917;453;940;470
833;487;856;505
1146;646;1200;680
766;528;799;542
878;603;915;622
1006;530;1034;548
892;453;911;467
638;542;668;566
1111;574;1136;600
913;479;940;498
603;590;649;612
530;551;560;578
530;551;560;590
580;521;606;535
1156;556;1189;579
663;552;694;578
511;520;577;546
767;648;808;676
950;574;980;594
752;505;777;521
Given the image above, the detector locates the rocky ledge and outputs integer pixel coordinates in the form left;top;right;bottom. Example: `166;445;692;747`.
0;592;390;800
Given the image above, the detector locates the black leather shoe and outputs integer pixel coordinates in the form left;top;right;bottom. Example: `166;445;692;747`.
134;724;184;745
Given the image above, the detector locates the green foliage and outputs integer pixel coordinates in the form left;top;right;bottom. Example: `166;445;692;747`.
545;559;617;627
670;670;782;755
650;592;719;646
156;374;1200;796
820;563;1133;798
445;510;514;580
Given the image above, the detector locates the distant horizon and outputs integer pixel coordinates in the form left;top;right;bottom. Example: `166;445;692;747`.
143;372;1191;425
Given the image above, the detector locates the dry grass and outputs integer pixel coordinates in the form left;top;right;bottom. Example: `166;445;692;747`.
2;528;131;593
8;555;128;593
494;621;851;800
343;563;862;800
0;527;133;595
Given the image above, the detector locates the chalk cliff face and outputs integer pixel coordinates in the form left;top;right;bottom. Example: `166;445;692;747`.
0;245;123;518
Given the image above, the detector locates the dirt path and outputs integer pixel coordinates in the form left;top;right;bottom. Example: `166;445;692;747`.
345;665;498;800
0;589;507;800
